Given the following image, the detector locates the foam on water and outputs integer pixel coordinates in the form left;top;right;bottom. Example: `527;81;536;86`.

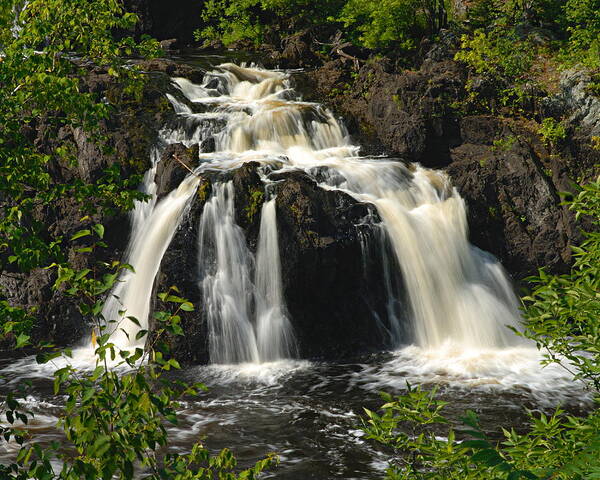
354;344;591;409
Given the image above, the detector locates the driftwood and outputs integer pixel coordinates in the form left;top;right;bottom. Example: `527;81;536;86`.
318;31;361;71
173;153;199;177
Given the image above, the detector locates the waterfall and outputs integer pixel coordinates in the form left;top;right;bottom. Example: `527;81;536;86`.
255;198;297;361
198;186;297;363
170;63;525;353
103;61;526;363
101;175;199;349
198;182;260;364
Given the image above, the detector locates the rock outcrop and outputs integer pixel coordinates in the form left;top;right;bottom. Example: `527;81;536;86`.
303;52;597;281
153;161;395;362
0;67;180;347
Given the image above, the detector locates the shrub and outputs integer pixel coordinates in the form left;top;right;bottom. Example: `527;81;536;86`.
565;0;600;68
538;117;567;147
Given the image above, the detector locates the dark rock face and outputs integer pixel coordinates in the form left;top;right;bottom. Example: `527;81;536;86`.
446;116;577;280
272;171;391;359
304;57;594;281
0;66;182;348
153;163;395;362
306;59;465;166
124;0;205;45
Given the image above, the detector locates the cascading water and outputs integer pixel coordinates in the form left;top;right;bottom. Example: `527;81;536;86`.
101;174;199;349
254;197;297;361
165;63;526;359
198;182;260;364
97;61;528;365
198;184;296;364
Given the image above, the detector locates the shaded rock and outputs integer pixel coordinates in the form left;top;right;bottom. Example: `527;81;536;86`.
136;58;206;84
156;143;200;200
272;30;320;68
124;0;205;45
446;116;577;280
307;59;465;165
272;171;393;359
153;163;396;362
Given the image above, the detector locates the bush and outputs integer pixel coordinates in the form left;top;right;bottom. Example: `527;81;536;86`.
197;0;344;46
538;117;567;147
565;0;600;68
454;28;536;109
337;0;423;51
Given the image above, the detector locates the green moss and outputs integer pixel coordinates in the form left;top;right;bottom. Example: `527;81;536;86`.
245;188;264;223
491;136;517;152
289;203;303;223
197;179;211;202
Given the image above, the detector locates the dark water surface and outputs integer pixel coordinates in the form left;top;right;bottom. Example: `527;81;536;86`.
0;349;589;479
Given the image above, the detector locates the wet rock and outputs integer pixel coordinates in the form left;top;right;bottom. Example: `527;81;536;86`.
156;143;199;200
271;171;393;359
153;163;396;362
136;58;205;84
307;59;465;166
446;116;577;280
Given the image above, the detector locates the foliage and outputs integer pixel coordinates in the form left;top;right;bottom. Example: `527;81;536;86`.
363;386;600;479
0;0;160;273
538;117;567;147
565;0;600;68
338;0;449;51
454;28;536;109
0;224;276;479
0;0;163;350
197;0;448;51
364;179;600;478
197;0;344;46
521;179;600;391
338;0;419;51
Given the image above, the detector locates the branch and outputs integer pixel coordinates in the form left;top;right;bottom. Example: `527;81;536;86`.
172;154;199;177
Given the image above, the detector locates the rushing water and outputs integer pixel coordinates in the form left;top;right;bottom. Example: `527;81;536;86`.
0;61;591;478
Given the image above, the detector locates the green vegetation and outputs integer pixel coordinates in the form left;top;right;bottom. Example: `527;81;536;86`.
337;0;448;51
362;178;600;479
538;117;567;147
245;188;265;222
197;0;449;51
0;0;159;275
197;0;345;46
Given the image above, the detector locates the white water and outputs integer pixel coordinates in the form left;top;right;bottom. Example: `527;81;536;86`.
255;198;297;361
102;174;199;349
163;62;574;390
198;185;296;364
198;182;260;364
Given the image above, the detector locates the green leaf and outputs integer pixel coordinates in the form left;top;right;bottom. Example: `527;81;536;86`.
15;333;30;349
70;229;91;241
92;223;105;239
180;302;195;312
